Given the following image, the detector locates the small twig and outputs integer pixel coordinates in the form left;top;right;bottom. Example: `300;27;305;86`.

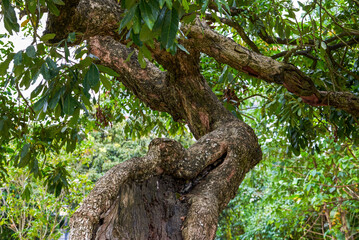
299;214;322;240
239;94;270;102
271;164;305;177
346;145;358;161
204;13;261;53
15;83;35;115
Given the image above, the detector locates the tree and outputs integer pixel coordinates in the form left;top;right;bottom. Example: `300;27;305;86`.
0;0;358;239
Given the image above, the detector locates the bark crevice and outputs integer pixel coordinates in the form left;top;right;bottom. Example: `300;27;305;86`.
46;1;263;239
69;121;261;239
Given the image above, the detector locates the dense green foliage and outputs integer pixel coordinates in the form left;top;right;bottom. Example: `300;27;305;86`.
216;124;359;239
0;122;193;239
1;0;358;239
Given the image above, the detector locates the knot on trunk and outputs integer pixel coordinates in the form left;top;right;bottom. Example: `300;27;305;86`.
70;120;261;240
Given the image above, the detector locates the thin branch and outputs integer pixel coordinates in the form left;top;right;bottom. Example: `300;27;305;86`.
204;13;261;53
239;94;270;102
346;145;358;161
299;214;322;240
320;183;359;188
328;36;359;51
239;112;256;121
316;0;359;35
15;83;35;115
271;48;319;61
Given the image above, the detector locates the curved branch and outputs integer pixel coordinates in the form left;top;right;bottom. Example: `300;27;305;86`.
184;19;359;117
89;36;236;139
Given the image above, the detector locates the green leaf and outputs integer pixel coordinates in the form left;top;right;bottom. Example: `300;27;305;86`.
40;33;56;42
182;12;196;24
68;108;80;126
165;0;172;9
18;153;31;167
63;95;78;115
21;184;31;201
46;0;60;16
123;0;136;8
120;5;137;31
139;0;158;30
84;63;100;88
138;49;147;68
13;51;23;66
97;65;120;77
2;0;20;34
0;53;15;76
64;41;70;61
28;0;37;14
55;103;62;118
125;50;135;62
52;0;65;5
182;0;189;11
161;8;179;49
132;7;142;34
30;158;39;177
321;41;327;50
49;87;65;109
177;43;189;54
153;6;167;32
159;0;166;8
201;0;209;13
140;45;152;60
40;63;51;80
140;24;155;42
33;95;48;112
21;143;31;159
26;45;36;58
100;75;112;90
30;84;44;99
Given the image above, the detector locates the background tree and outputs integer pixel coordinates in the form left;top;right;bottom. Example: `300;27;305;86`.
0;0;358;239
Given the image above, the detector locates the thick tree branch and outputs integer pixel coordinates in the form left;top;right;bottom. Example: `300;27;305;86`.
184;19;359;117
89;36;236;139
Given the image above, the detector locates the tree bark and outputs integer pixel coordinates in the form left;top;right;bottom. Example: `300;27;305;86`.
43;1;260;239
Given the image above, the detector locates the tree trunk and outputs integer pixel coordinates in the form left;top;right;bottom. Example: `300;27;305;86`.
45;1;262;239
69;122;261;239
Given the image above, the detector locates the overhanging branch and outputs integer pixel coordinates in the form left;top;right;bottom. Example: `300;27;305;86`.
184;19;359;117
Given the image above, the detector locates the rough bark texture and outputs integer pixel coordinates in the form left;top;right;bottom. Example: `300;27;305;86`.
69;122;261;239
183;19;359;117
43;0;357;239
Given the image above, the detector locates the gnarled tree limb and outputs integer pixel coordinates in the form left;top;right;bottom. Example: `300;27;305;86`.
184;19;359;117
70;121;261;239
